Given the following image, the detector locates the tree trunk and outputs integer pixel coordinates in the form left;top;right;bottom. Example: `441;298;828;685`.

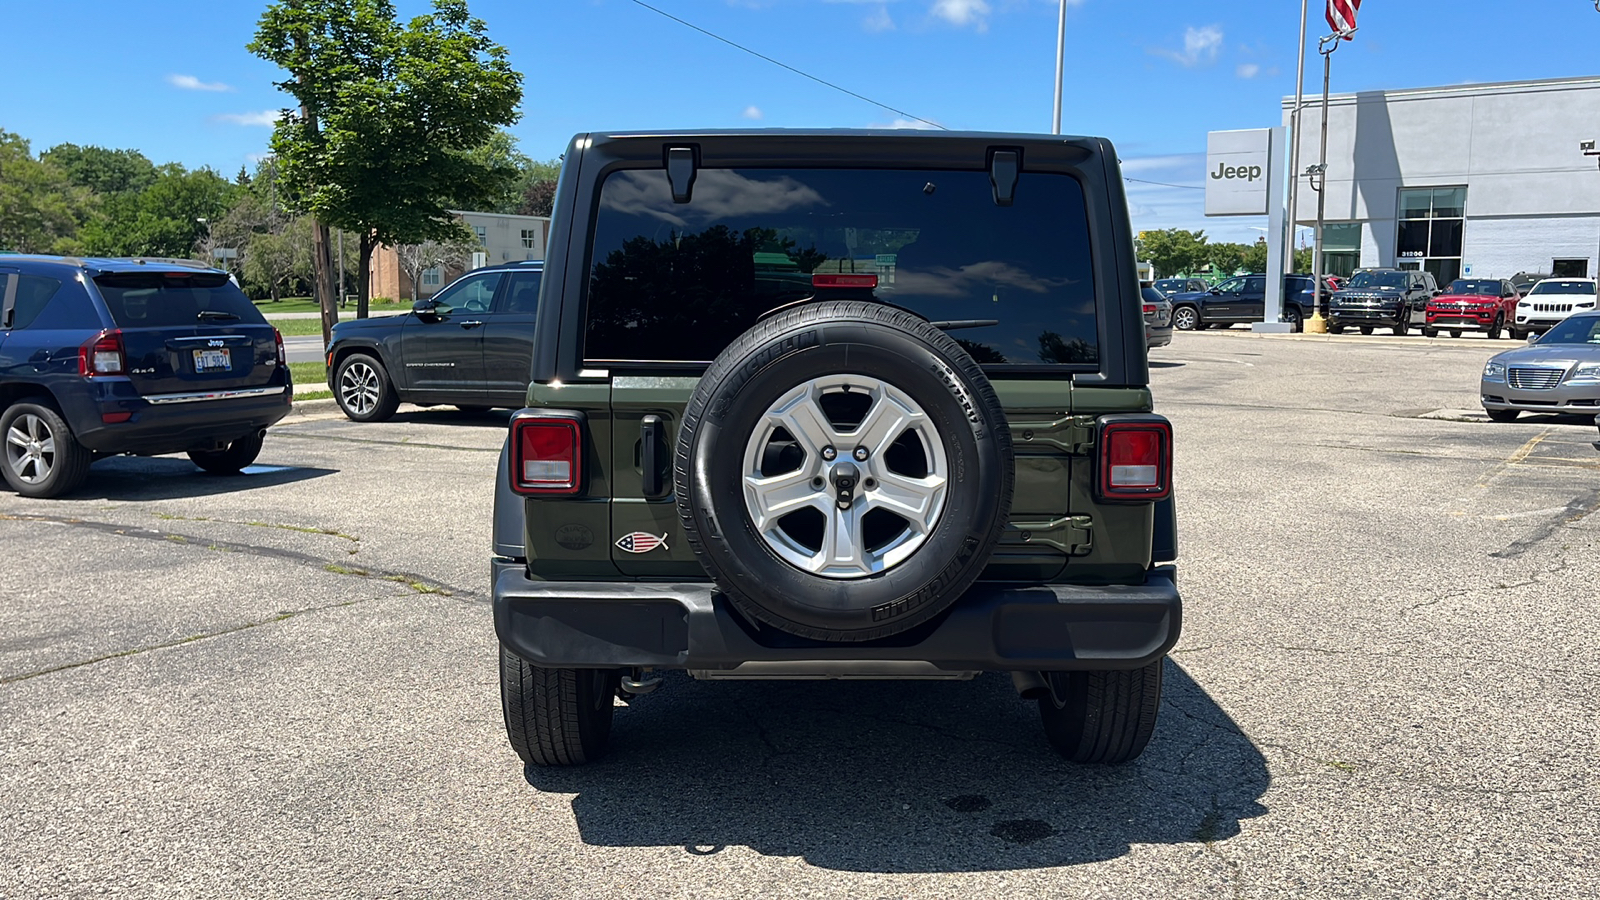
269;282;280;303
312;218;338;345
358;230;374;319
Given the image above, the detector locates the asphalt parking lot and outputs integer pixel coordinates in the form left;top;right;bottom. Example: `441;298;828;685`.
3;330;1597;899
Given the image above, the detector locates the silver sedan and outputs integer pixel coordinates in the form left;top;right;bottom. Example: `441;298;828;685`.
1480;309;1600;422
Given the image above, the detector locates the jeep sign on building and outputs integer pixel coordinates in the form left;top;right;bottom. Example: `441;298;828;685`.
1281;76;1600;283
1205;128;1273;217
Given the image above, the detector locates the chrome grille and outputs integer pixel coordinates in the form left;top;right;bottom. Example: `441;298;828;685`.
1532;303;1573;313
1507;367;1563;390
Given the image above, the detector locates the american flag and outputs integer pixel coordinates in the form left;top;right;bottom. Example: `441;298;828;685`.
1327;0;1361;39
615;532;670;553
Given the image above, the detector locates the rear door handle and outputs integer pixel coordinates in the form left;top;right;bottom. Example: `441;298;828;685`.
641;415;665;498
460;320;484;329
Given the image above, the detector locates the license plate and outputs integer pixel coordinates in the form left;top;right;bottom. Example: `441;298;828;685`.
194;348;231;372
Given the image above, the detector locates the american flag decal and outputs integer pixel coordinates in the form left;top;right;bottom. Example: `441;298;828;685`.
615;531;670;553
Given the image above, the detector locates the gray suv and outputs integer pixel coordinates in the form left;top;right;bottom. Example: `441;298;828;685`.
1328;268;1439;335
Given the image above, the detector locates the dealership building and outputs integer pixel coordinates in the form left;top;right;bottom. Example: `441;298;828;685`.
1282;75;1600;285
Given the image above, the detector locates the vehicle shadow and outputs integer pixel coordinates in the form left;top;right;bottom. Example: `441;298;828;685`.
1149;360;1185;368
521;660;1268;873
56;457;337;502
389;407;513;428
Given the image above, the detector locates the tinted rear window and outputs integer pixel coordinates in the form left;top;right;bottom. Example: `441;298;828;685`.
584;167;1097;367
5;275;63;330
94;272;266;328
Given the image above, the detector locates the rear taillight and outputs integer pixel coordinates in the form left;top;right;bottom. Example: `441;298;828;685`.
1142;303;1157;315
79;330;125;377
274;328;286;365
813;273;878;289
1096;416;1172;501
510;411;585;495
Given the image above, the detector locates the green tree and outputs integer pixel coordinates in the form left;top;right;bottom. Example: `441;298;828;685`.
1241;238;1270;273
243;216;314;302
1140;228;1209;279
1207;241;1247;279
40;143;157;195
0;131;90;253
250;0;524;340
78;165;237;258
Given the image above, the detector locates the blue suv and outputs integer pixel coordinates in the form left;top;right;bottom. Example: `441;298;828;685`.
0;256;292;498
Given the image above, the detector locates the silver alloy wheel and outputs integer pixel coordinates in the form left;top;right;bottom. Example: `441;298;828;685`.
1173;307;1198;330
339;361;382;416
741;374;949;579
4;413;56;485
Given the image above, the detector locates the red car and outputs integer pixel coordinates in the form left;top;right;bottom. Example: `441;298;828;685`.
1424;278;1520;338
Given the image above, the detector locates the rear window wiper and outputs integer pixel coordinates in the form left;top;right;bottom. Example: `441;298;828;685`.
930;319;999;331
197;310;242;321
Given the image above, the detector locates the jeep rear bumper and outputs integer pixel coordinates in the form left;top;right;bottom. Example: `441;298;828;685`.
492;564;1181;673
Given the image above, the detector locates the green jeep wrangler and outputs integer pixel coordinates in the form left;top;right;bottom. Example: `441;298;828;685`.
491;130;1179;767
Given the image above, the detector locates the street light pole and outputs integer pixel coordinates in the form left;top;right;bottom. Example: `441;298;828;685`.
1285;0;1309;280
1051;0;1067;134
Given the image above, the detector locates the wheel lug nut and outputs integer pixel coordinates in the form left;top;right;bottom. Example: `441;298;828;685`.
864;478;876;489
821;446;837;461
853;446;869;461
812;477;825;489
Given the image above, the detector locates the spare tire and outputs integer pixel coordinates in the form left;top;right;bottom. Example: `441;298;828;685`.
675;300;1014;642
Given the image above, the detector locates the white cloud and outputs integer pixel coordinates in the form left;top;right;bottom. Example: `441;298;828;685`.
167;73;232;92
868;117;943;129
930;0;989;30
1236;63;1260;79
863;5;895;31
743;105;763;120
1153;25;1223;67
215;110;282;127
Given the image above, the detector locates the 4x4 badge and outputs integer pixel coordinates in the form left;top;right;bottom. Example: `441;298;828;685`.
615;532;669;553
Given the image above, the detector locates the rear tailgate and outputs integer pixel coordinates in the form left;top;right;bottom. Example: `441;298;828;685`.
93;271;281;396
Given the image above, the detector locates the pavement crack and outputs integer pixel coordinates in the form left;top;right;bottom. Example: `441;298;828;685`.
0;512;482;603
1489;488;1600;559
269;431;498;453
0;599;366;686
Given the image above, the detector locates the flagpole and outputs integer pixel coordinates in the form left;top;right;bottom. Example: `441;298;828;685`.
1290;0;1322;331
1051;0;1067;134
1311;32;1345;329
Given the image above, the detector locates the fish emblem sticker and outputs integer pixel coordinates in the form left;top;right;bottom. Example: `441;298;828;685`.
615;532;670;553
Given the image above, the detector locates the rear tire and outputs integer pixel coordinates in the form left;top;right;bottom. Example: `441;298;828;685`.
1328;323;1345;334
500;646;621;766
1038;661;1164;764
1486;408;1520;423
1359;325;1374;335
1450;329;1462;339
1487;316;1504;339
0;402;93;499
1172;306;1199;331
187;430;266;475
456;405;493;414
334;353;400;423
1393;318;1409;336
1422;327;1438;338
1282;307;1302;332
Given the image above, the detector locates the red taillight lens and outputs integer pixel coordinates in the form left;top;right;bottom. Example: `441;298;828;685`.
511;414;583;495
275;328;286;365
813;273;878;289
1142;303;1157;315
1097;418;1172;501
79;330;125;377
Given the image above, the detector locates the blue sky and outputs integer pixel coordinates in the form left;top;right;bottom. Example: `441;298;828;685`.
3;0;1598;241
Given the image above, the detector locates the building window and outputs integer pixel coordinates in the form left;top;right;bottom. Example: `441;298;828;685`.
1553;258;1590;277
520;228;537;249
1319;222;1361;279
1396;187;1465;286
474;225;487;247
421;267;442;288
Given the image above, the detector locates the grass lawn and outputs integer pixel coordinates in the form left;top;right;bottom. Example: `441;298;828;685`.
255;297;413;316
271;318;327;337
288;361;327;386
